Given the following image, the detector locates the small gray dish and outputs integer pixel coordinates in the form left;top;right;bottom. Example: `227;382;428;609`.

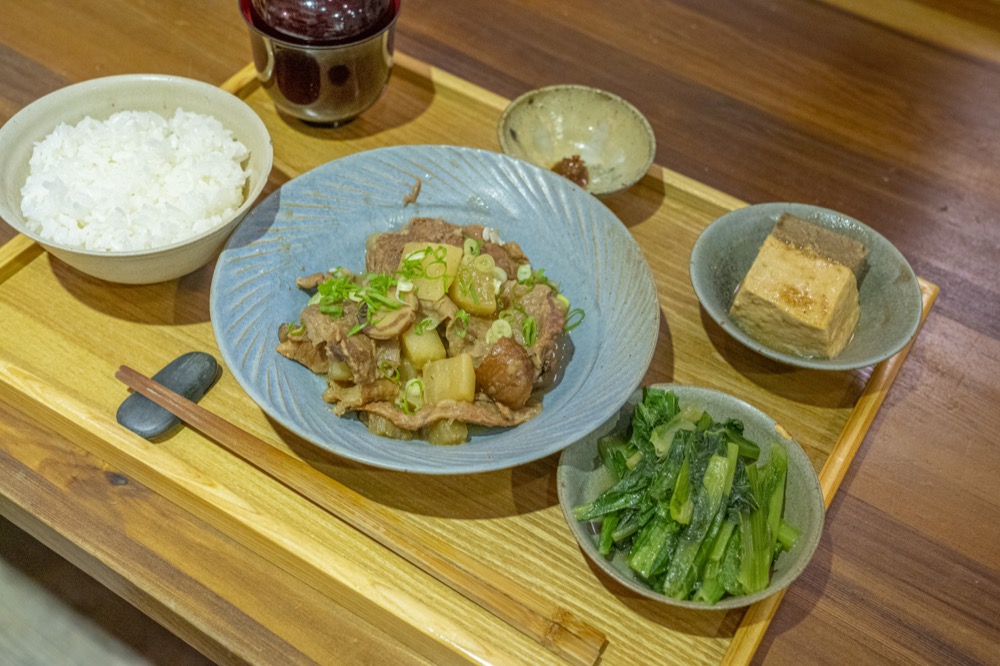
557;383;826;610
690;203;923;371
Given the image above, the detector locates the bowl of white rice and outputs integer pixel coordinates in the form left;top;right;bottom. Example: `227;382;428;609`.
0;74;273;283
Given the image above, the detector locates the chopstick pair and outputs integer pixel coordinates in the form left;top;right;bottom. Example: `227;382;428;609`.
115;365;607;666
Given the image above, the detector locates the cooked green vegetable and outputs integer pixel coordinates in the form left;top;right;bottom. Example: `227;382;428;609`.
572;387;799;603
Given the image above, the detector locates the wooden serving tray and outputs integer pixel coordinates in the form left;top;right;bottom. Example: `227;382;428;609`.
0;54;937;665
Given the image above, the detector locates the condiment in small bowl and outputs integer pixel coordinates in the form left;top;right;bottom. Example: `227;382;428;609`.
497;84;655;197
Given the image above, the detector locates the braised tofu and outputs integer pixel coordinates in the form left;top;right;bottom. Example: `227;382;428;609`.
730;235;860;358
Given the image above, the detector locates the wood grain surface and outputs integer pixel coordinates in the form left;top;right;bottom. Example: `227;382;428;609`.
1;1;998;665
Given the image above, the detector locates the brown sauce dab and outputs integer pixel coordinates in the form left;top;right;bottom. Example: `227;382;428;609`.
552;155;589;188
402;177;422;206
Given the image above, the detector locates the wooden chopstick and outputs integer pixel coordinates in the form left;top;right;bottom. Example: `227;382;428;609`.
115;365;607;666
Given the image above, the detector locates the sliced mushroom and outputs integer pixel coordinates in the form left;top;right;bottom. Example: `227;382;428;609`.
363;291;418;340
295;271;328;290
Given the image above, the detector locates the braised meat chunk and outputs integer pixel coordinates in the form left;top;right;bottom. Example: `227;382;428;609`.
366;217;528;278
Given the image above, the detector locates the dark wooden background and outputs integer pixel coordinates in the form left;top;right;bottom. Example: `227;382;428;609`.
1;1;998;664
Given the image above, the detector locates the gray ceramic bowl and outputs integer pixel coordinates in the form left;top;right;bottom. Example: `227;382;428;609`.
558;383;826;610
497;84;655;197
210;145;660;474
0;74;273;284
690;203;923;370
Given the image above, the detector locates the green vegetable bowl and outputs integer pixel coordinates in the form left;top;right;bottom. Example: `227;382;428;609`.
557;384;826;610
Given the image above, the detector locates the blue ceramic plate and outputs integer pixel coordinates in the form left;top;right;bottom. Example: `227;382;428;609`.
690;203;923;371
210;145;659;474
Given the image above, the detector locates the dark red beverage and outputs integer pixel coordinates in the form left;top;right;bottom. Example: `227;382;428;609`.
246;0;395;45
240;0;401;125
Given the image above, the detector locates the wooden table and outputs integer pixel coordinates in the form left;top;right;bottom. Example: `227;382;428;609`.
1;1;998;664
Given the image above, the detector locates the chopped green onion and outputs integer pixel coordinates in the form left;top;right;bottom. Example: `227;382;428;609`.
425;260;447;279
453;309;470;338
310;269;412;333
522;316;537;347
286;322;306;336
414;317;437;335
565;307;585;332
472;254;495;273
396;378;424;414
517;266;558;291
365;290;402;309
366;272;398;294
456;270;479;304
319;302;344;318
492;267;508;293
486;319;513;344
379;360;400;382
464;237;482;257
403;248;427;263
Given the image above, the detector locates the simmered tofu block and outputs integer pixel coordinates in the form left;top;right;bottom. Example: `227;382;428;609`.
730;235;860;358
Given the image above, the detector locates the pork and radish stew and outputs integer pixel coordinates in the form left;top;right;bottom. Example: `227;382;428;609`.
277;217;584;445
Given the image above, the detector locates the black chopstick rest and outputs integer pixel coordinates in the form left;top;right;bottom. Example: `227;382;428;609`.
116;352;221;439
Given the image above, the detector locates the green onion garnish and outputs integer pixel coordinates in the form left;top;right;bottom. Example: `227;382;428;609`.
414;317;437;335
396;378;424;414
565;307;585;332
464;237;482;257
453;309;470;338
522;316;537;347
379;359;400;382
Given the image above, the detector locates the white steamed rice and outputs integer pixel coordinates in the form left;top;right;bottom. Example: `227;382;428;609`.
20;108;250;252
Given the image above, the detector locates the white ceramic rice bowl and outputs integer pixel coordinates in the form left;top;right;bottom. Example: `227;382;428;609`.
0;74;273;284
